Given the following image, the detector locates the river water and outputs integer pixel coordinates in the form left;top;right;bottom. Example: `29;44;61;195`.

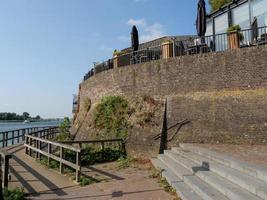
0;121;62;132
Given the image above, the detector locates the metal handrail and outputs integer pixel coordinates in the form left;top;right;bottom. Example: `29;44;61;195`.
83;25;267;82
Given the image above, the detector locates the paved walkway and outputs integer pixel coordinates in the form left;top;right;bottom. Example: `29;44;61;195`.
6;144;76;196
5;144;175;200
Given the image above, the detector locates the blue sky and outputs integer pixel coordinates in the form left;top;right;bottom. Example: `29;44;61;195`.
0;0;210;118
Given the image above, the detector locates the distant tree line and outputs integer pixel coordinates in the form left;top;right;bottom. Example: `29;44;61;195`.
0;112;41;121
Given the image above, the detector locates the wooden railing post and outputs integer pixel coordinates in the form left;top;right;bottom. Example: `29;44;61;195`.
25;136;29;155
47;143;51;167
101;142;105;160
22;129;25;141
59;146;63;174
29;137;32;157
76;151;81;182
1;152;11;188
121;140;126;156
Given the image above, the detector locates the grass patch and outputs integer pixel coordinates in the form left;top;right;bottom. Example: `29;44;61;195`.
116;156;133;169
3;187;25;200
79;176;98;187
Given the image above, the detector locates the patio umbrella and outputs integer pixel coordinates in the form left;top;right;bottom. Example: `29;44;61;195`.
196;0;207;37
131;25;139;51
251;17;258;42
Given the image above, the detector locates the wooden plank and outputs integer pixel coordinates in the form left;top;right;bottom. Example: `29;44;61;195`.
59;139;123;144
25;135;80;152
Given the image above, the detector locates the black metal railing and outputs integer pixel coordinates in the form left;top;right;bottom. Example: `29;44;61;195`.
0;126;59;148
83;26;267;82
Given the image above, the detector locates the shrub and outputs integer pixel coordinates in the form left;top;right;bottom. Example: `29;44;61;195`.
227;25;244;41
81;146;123;165
93;96;130;139
3;187;24;200
55;117;73;141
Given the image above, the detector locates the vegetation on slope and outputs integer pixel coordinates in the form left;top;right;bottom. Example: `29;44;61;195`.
93;96;130;139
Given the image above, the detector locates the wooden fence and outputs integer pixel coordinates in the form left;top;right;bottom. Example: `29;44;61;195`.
25;134;82;182
0;150;12;199
59;139;126;160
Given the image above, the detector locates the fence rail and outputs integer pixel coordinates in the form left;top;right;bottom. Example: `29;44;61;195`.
25;134;82;182
83;26;267;82
0;126;59;148
59;139;126;159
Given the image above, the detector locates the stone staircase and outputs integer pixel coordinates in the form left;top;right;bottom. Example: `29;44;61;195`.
151;143;267;200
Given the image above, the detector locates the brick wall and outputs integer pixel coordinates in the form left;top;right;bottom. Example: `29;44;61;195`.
77;45;267;148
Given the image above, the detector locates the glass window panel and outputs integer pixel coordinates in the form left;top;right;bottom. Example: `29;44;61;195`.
206;20;213;36
214;13;228;34
252;0;267;27
214;13;228;51
232;2;250;29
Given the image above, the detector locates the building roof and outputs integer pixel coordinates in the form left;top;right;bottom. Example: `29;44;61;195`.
121;35;196;52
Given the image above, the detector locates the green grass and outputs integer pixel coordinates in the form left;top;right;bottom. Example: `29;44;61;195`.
116;156;133;169
79;176;98;187
3;187;25;200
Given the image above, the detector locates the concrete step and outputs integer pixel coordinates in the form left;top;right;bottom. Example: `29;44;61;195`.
164;150;263;200
158;155;230;200
172;147;267;200
151;158;203;200
179;143;267;183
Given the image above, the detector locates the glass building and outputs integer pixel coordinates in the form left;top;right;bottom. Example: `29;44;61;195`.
206;0;267;50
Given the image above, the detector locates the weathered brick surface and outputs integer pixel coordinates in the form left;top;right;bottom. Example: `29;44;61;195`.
77;45;267;149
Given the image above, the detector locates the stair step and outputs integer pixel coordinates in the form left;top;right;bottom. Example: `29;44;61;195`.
158;155;229;200
179;143;267;183
172;147;267;200
164;150;263;200
151;158;203;200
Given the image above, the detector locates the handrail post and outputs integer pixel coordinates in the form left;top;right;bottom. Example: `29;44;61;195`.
11;131;14;145
47;143;51;167
2;133;5;148
121;140;126;156
76;151;81;182
59;146;63;174
22;129;25;142
1;153;12;188
101;142;105;161
29;137;32;157
17;130;19;144
25;136;28;155
5;132;8;147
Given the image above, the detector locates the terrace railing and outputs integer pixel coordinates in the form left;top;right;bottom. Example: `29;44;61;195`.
83;26;267;82
0;126;59;148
